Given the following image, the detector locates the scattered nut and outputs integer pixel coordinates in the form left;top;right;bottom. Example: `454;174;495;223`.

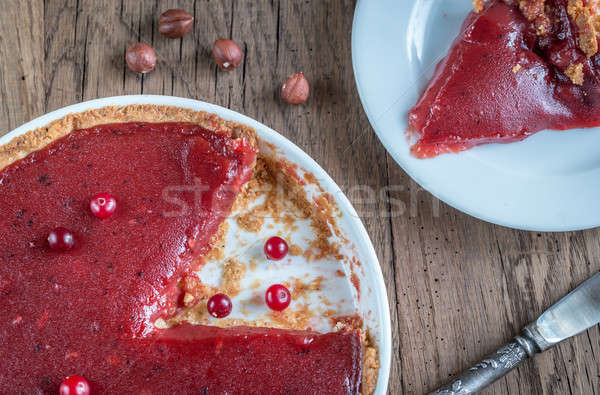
125;42;156;73
212;39;243;71
281;72;310;104
158;9;194;38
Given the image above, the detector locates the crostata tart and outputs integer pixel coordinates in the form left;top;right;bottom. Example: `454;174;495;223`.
0;105;377;394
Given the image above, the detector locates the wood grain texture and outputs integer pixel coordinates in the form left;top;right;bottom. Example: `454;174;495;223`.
1;1;599;394
0;0;44;131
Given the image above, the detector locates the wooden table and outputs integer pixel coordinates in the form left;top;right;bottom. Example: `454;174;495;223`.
2;1;598;394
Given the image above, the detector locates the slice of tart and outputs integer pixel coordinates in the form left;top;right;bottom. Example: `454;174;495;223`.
0;105;367;394
408;0;600;158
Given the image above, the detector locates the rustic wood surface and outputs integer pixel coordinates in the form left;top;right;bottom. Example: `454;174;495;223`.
1;1;599;394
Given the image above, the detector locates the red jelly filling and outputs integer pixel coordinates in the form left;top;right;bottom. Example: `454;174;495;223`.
408;0;600;158
0;122;362;393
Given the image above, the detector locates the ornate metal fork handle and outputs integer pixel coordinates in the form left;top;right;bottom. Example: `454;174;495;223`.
429;324;553;395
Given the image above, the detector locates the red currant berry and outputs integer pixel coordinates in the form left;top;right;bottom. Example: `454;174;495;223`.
264;236;288;260
59;375;90;395
90;193;117;219
207;293;232;318
265;284;291;311
48;228;76;251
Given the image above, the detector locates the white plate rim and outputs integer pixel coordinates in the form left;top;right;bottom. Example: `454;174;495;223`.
1;95;392;394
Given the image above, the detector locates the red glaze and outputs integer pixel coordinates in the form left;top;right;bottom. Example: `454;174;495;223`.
264;236;289;260
409;0;600;157
48;227;76;251
266;284;292;311
59;376;90;395
90;193;117;219
207;293;233;318
144;324;362;394
0;122;362;394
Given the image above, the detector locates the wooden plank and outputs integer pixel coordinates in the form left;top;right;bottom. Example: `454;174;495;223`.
44;0;82;111
493;229;600;394
0;0;44;131
386;162;600;395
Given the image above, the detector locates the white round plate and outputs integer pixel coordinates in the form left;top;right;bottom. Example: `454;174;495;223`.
352;0;600;231
1;95;391;394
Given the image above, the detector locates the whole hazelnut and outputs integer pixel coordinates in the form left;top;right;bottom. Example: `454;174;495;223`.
159;9;194;38
212;39;243;71
126;42;156;73
281;72;310;105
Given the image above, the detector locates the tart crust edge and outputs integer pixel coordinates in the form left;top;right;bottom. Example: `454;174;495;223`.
0;104;258;172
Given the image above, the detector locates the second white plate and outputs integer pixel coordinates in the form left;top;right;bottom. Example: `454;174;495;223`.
352;0;600;231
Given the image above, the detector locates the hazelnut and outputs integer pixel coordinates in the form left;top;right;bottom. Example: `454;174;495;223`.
125;42;156;73
212;39;243;71
281;72;310;104
158;9;194;38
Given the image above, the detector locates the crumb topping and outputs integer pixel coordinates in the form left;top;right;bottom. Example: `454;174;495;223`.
568;0;599;57
360;333;380;395
519;0;551;35
267;303;314;329
220;258;247;297
565;62;585;84
236;206;266;232
206;222;228;262
332;314;364;330
497;0;599;80
233;156;341;260
291;276;324;299
473;0;485;12
288;243;303;256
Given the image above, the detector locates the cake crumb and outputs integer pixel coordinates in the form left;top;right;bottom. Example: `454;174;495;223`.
154;318;169;329
517;0;551;35
473;0;484;12
221;258;247;297
519;0;545;20
268;303;313;329
183;292;195;306
568;0;598;57
181;274;217;302
288;243;303;256
249;258;258;271
309;276;323;291
206;222;228;261
292;278;309;299
360;332;380;395
593;12;600;34
291;276;324;299
332;314;364;331
565;62;585;85
250;279;261;289
512;64;522;73
236;206;266;233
